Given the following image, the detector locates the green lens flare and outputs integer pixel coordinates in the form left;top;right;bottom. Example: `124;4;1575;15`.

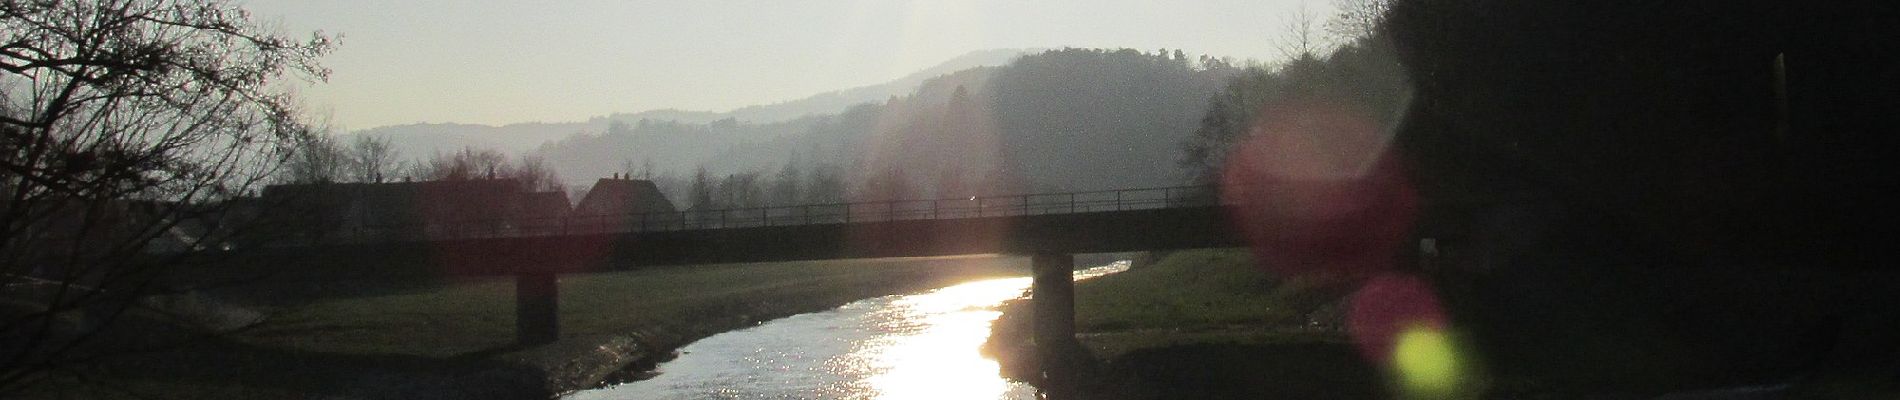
1393;325;1463;398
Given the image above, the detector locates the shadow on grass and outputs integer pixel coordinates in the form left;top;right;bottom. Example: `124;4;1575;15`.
1076;341;1383;400
29;331;548;400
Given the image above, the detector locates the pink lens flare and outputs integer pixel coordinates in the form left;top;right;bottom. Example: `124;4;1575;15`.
1218;98;1418;279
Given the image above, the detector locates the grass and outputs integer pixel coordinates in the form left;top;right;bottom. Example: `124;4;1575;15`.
16;256;1028;399
984;248;1379;399
989;248;1900;399
1073;249;1305;332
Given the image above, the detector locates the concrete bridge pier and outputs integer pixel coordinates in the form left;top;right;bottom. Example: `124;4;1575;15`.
516;272;560;345
1031;252;1078;395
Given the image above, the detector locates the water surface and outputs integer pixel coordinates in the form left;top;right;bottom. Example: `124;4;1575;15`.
568;262;1125;400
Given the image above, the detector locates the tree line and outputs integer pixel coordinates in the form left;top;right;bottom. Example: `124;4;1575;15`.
280;134;565;193
1180;0;1406;183
529;45;1240;204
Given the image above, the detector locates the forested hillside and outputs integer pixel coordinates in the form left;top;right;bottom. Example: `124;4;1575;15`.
593;48;1242;206
319;47;1252;208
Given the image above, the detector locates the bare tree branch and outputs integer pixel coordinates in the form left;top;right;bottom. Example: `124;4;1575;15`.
0;0;332;392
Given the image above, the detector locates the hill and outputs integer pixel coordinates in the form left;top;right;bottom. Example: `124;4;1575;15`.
346;49;1033;160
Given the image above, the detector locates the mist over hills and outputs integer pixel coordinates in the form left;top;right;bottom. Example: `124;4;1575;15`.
595;48;1033;126
346;47;1241;204
347;49;1031;160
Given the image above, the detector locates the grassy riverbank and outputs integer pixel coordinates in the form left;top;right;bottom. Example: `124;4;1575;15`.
16;256;1026;399
986;249;1900;399
984;248;1383;399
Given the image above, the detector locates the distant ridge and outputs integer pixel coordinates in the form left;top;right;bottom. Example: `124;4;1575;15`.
694;48;1034;124
349;49;1036;158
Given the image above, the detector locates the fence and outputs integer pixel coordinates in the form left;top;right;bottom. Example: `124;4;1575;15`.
317;185;1222;243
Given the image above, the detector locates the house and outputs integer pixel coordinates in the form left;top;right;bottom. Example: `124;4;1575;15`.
574;175;675;215
570;175;676;231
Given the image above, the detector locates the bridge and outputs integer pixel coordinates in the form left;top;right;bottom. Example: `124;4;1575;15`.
268;185;1250;391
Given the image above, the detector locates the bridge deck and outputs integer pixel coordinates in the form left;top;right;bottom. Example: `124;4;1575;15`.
264;186;1246;275
308;205;1243;276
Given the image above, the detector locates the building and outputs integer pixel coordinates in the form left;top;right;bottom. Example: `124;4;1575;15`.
570;175;676;232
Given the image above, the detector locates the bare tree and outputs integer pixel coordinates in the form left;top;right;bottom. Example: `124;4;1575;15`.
507;154;563;193
281;134;348;184
347;134;402;183
719;172;764;208
804;163;847;204
406;147;561;192
412;147;509;181
769;160;803;206
0;0;332;391
1275;3;1333;62
1326;0;1391;43
688;166;715;210
650;170;688;208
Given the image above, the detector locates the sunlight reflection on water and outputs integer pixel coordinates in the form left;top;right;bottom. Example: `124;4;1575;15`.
567;262;1126;400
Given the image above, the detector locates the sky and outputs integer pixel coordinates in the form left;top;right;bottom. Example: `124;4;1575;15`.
242;0;1322;131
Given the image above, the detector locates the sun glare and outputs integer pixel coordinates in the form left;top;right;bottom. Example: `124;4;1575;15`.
851;277;1032;399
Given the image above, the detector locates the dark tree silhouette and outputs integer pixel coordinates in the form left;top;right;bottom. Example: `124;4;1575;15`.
508;154;564;193
769;158;803;206
282;133;349;184
347;135;403;183
990;48;1234;192
688;166;715;209
1384;0;1900;392
1180;28;1408;184
803;163;846;204
0;0;332;391
412;147;508;181
1326;0;1391;43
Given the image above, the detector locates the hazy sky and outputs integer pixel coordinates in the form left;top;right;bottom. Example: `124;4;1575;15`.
243;0;1321;131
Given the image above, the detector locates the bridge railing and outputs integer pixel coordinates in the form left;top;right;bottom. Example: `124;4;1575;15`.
312;185;1222;243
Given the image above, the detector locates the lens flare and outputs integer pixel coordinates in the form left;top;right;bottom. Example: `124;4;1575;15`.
1348;274;1480;399
1218;98;1416;280
1393;325;1465;398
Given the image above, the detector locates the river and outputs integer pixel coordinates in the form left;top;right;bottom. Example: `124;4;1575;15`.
566;262;1128;400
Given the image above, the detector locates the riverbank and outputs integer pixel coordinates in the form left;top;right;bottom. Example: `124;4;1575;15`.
14;256;1026;399
984;249;1900;399
981;248;1385;399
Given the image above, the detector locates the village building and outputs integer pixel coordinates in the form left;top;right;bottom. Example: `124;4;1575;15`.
569;174;677;232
